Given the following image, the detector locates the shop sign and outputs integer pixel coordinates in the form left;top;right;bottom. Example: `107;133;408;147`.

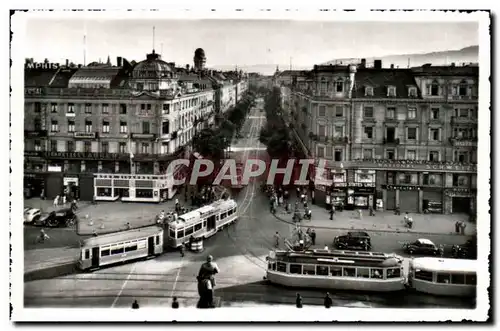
445;188;475;197
25;87;43;95
348;182;375;188
131;133;156;139
314;184;326;192
46;151;128;160
333;182;347;187
74;132;96;139
383;185;421;191
64;177;79;186
25;62;60;70
25;130;48;138
351;159;476;173
24;151;44;157
451;139;477;147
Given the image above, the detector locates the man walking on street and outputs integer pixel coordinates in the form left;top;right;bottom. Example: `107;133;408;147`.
310;229;316;246
330;207;334;221
180;242;185;257
274;232;280;248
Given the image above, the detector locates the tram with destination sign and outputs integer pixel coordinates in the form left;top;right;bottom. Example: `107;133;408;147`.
166;199;238;248
408;257;477;297
266;249;406;292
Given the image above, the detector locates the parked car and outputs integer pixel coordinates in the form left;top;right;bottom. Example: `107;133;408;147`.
24;208;41;224
403;238;440;256
39;208;77;227
452;239;477;259
333;231;372;251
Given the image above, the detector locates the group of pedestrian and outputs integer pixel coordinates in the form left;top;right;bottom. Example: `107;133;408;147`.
131;297;179;309
295;292;333;308
190;185;218;207
53;194;78;211
455;221;467;235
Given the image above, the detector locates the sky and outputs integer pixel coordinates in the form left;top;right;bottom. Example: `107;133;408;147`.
23;19;478;68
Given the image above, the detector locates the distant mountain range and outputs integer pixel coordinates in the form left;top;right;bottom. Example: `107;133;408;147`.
210;45;478;75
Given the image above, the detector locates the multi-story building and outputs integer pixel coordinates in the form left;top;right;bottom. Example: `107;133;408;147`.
287;60;478;215
24;49;247;202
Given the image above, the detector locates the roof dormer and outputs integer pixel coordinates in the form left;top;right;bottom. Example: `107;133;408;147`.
365;85;374;97
408;86;418;98
387;85;396;97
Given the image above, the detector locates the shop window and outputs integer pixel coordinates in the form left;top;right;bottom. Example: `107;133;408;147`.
423;174;442;186
290;264;302;274
436;273;450;284
387;268;401;278
453;174;469;187
398;173;418;185
354;196;368;207
97;188;112;197
357;268;370;278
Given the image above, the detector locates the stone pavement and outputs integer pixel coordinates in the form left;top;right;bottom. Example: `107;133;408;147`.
24;247;79;275
273;199;476;236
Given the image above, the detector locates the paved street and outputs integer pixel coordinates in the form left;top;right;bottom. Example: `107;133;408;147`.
23;99;475;309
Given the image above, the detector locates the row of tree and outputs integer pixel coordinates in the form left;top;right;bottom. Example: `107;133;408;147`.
259;87;292;160
192;91;256;161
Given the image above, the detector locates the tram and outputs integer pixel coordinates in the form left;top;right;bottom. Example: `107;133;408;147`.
408;257;477;297
78;226;164;271
166;199;238;248
266;249;406;292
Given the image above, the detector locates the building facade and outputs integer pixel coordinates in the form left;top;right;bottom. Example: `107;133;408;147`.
286;60;478;215
24;50;247;201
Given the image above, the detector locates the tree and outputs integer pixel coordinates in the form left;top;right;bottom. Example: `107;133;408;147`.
192;128;228;160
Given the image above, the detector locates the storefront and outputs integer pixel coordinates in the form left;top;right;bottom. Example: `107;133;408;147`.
24;173;46;199
346;183;376;209
444;188;476;215
382;185;421;213
63;176;79;200
422;187;443;214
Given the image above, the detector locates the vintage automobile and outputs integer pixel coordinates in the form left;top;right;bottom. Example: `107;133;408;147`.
403;238;441;256
24;208;41;224
333;231;372;251
38;208;77;227
452;239;477;259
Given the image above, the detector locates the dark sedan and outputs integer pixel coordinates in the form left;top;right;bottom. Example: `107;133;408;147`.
403;238;441;256
39;208;77;228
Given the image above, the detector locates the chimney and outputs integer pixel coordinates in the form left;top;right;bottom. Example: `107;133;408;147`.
374;60;382;69
451;62;456;67
390;64;394;69
66;59;69;67
360;58;366;68
117;57;123;67
186;64;190;71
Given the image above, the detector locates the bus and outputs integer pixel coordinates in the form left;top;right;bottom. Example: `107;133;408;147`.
266;249;406;292
408;257;477;297
166;199;238;248
78;226;164;271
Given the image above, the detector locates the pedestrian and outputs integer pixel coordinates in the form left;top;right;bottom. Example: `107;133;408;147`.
126;222;131;230
324;245;329;250
454;221;460;234
369;206;375;216
180;242;185;257
175;198;180;211
439;244;444;257
358;209;363;220
324;292;333;308
460;221;466;235
364;240;369;251
311;190;315;205
326;194;331;211
274;232;280;248
37;229;49;244
296;187;301;198
295;293;303;308
330;208;334;221
310;229;316;246
62;195;67;206
53;195;59;208
189;235;195;249
172;297;179;309
132;300;139;309
71;199;78;211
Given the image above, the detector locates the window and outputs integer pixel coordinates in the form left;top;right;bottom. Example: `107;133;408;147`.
85;103;92;114
335;80;343;92
50;120;58;132
67;141;74;152
356;268;370;278
399;173;418;185
387;268;401;278
386;149;395;160
407;127;417;140
156;235;160;245
67;120;75;133
365;86;374;96
459;82;468;96
147;104;152;110
84;141;91;153
120;121;127;133
101;142;109;153
364;106;373;118
194;223;202;232
120;104;127;114
386;107;395;119
34;102;41;113
343;267;356;277
320;81;327;94
111;247;124;255
451;273;466;285
430;128;440;141
67;103;75;114
177;229;185;238
101;249;110;257
169;229;176;238
330;267;342;277
318;124;326;137
430;82;439;96
371;268;383;279
430;108;440;120
408;87;417;97
423;174;442;186
102;103;109;114
51;103;58;113
317;146;325;158
364;127;373;139
334;149;343;162
141;143;149;154
34;140;42;151
428;151;439;162
34;118;42;131
85;250;90;259
162;121;170;135
415;270;433;281
318;105;326;117
363;149;373;159
386;172;395;185
334;126;344;138
277;262;287;273
50;140;57;152
162;103;170;114
454;151;469;163
185;226;194;237
125;245;138;252
102;120;110;133
465;274;477;285
316;265;329;276
119;142;127;153
436;273;450;284
407;150;416;160
290;264;302;274
142;122;150;134
85;120;92;133
407;107;417;119
453;174;469;187
335;106;343;117
456;108;469;118
387;86;396;97
141;104;146;110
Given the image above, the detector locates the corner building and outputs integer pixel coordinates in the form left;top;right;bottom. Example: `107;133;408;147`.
287;60;478;215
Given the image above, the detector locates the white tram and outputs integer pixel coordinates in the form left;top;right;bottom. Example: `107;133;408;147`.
266;249;406;292
166;199;238;248
409;257;477;297
78;226;164;270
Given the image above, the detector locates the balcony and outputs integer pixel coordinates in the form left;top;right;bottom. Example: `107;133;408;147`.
451;116;478;125
24;130;48;138
160;133;171;140
449;137;478;148
383;138;400;145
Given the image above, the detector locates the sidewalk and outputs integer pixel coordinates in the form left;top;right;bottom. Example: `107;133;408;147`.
24;198;91;214
274;199;476;236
